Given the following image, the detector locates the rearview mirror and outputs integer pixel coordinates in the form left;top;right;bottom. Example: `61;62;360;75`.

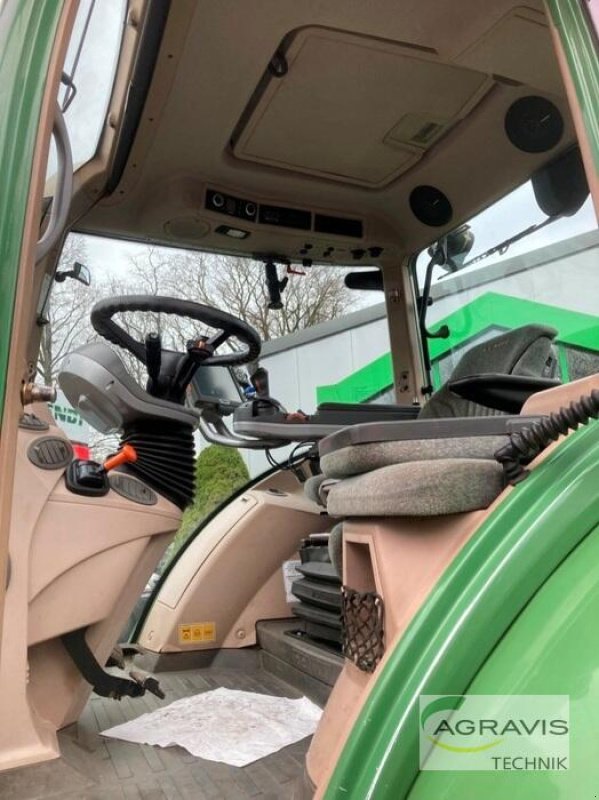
532;146;589;218
55;261;91;287
428;224;475;274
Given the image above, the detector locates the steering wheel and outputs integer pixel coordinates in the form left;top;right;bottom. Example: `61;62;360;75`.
91;295;262;402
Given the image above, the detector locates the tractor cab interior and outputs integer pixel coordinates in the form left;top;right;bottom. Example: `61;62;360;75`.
1;1;598;799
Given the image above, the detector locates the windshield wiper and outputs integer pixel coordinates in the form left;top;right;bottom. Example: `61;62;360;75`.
463;216;556;268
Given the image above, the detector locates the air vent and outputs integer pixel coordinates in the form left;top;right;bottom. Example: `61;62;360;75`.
109;473;158;506
19;413;49;432
28;436;73;470
314;214;363;238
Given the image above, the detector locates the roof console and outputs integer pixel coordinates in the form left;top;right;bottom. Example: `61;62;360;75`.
205;188;363;238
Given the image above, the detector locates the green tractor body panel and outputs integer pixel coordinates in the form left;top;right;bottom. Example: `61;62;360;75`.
0;0;62;418
546;0;599;172
408;520;599;798
323;419;599;799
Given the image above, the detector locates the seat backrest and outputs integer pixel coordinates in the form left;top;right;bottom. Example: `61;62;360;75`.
418;324;558;419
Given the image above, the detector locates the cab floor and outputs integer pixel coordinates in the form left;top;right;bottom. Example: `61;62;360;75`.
0;666;309;800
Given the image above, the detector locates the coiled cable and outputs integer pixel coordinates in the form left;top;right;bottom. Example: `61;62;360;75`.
495;389;599;483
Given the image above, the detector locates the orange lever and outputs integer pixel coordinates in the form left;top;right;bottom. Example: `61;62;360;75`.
104;444;138;472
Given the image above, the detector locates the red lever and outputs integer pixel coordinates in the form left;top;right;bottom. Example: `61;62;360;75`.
104;444;138;472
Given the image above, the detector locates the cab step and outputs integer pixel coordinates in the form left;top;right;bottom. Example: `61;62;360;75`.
257;619;343;706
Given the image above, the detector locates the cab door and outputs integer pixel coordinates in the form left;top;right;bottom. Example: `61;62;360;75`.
546;0;599;214
0;0;74;656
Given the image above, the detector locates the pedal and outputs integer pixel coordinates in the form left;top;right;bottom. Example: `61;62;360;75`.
129;670;165;700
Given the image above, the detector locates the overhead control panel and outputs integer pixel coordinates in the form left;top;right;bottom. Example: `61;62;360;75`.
205;189;363;238
201;187;397;264
205;189;257;222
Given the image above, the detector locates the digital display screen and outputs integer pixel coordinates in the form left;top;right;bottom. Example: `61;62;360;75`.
191;367;243;405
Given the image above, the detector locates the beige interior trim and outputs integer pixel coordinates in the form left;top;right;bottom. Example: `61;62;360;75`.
309;373;599;797
382;254;422;403
308;508;493;796
0;0;79;669
547;14;599;218
233;26;493;188
0;412;181;771
76;1;576;267
27;0;153;371
139;469;330;654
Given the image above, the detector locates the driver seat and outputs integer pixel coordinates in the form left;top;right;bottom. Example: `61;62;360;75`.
418;323;558;419
305;324;557;506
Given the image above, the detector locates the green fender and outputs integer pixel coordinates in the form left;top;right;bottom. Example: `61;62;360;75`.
409;520;599;798
323;419;599;799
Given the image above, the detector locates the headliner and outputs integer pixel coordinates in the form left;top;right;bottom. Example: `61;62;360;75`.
76;0;574;270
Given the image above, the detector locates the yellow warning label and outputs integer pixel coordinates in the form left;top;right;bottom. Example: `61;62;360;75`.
178;622;216;645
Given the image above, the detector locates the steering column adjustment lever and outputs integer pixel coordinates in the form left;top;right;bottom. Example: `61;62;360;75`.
145;332;162;395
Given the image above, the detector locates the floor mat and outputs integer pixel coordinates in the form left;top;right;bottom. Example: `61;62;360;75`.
102;687;322;766
0;666;312;799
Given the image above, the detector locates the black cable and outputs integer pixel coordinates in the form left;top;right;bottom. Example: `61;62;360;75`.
495;389;599;483
265;448;284;470
264;440;316;475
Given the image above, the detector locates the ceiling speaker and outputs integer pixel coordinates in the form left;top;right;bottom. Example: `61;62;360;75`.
409;185;453;227
504;96;563;153
164;217;210;241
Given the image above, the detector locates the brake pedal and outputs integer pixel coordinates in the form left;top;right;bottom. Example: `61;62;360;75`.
129;670;165;699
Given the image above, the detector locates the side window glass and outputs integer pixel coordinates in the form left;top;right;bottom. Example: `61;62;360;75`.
414;163;597;390
46;0;126;185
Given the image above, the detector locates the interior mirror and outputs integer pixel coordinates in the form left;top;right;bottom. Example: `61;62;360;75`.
344;270;383;291
532;145;589;218
55;260;91;286
264;260;288;310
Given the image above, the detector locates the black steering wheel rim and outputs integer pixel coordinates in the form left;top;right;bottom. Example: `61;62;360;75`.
91;295;261;367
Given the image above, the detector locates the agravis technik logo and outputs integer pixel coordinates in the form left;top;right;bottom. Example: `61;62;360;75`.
419;695;569;771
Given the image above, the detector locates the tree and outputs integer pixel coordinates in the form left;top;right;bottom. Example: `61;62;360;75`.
126;248;357;342
168;444;250;556
37;234;94;384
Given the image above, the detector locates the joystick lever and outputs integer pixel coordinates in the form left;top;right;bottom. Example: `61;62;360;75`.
250;366;270;398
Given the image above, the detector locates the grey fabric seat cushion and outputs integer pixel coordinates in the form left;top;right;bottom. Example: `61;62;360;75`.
304;473;339;505
304;474;327;505
326;459;505;517
321;435;507;479
327;523;344;577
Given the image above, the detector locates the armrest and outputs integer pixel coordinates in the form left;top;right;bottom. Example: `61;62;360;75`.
319;414;542;456
313;402;420;425
448;374;561;414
